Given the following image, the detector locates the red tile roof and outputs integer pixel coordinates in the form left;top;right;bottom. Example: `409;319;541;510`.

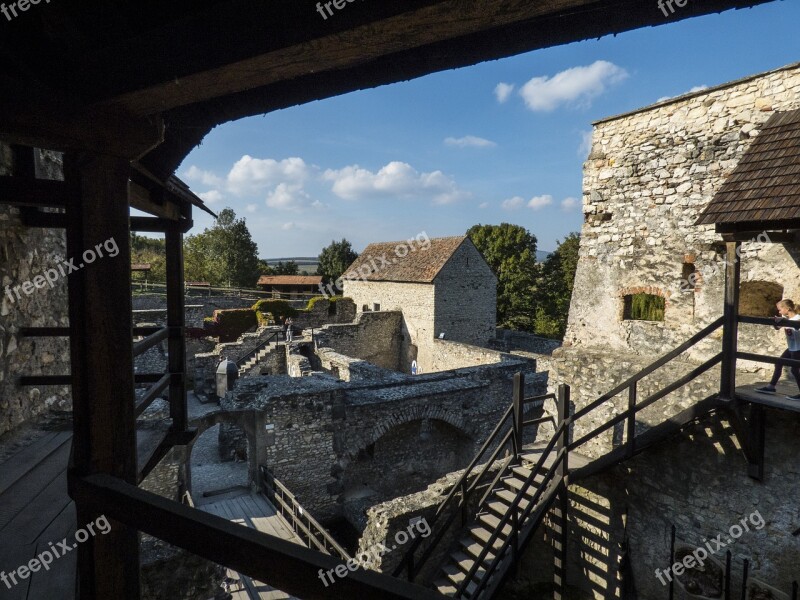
342;236;468;283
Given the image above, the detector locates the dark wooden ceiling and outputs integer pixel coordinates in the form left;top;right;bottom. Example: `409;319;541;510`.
0;0;777;178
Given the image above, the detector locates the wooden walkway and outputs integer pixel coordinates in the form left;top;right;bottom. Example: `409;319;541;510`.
0;430;76;600
737;381;800;412
199;492;306;600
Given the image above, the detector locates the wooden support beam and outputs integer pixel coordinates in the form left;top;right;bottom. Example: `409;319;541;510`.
512;372;523;459
18;209;67;229
0;176;71;208
720;241;741;400
746;405;766;481
64;152;141;600
70;473;443;600
18;375;71;386
20;327;70;337
166;222;189;436
134;374;171;418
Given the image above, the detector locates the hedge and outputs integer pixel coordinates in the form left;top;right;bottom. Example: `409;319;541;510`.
252;299;298;326
204;308;258;342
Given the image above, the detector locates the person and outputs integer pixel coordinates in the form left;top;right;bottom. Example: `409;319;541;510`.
285;317;294;343
756;299;800;399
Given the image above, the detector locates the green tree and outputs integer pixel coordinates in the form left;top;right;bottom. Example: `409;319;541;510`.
467;223;538;331
130;233;167;283
183;208;260;287
258;259;299;276
533;233;581;338
317;239;358;283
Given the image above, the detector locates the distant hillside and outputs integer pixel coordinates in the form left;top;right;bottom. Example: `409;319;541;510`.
536;250;552;262
263;257;319;275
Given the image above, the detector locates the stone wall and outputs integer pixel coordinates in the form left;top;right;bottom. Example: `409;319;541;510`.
343;279;435;371
569;62;800;360
221;356;537;521
314;347;406;382
432;239;497;350
0;143;71;436
313;311;403;372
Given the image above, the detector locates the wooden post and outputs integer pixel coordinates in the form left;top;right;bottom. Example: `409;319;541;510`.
724;551;732;600
554;384;570;599
626;382;637;458
668;525;676;600
720;241;741;400
747;404;766;481
66;153;141;599
512;372;524;459
166;222;188;435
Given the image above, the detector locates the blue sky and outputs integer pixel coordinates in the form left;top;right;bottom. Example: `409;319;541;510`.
178;1;800;257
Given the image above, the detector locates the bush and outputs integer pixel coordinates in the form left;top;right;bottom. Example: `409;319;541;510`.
252;299;298;325
207;308;258;342
305;296;329;311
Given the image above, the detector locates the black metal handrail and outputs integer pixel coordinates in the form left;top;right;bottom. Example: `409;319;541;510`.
236;330;280;369
261;466;350;562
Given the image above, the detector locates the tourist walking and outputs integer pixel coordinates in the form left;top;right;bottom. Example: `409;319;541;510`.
285;317;294;343
757;299;800;399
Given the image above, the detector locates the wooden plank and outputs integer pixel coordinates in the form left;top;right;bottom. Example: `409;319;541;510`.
2;471;71;544
721;241;742;399
0;541;34;600
26;503;77;600
0;176;70;208
737;382;800;412
0;431;70;497
166;222;189;436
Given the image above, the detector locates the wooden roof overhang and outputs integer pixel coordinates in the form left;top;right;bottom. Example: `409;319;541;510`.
0;0;774;179
697;109;800;241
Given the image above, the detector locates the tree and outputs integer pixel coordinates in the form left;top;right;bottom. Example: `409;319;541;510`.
183;208;260;287
533;233;581;338
317;239;358;283
467;224;538;330
258;260;299;276
130;233;167;283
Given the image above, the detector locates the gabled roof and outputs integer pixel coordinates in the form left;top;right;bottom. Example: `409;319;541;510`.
696;109;800;231
342;236;470;283
257;275;323;286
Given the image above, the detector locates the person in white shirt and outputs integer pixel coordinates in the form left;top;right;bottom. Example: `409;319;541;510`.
757;299;800;399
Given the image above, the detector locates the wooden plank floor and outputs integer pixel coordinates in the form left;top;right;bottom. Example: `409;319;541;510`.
737;381;800;412
0;430;75;600
200;493;305;600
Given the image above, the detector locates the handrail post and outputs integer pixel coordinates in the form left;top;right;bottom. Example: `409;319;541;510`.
720;240;741;400
555;383;570;599
461;480;469;526
557;384;570;478
512;372;524;460
626;383;637;458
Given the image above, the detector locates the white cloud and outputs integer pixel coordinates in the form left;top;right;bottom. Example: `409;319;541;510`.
183;166;224;188
528;195;554;210
502;196;525;210
561;197;580;211
245;203;258;213
578;130;594;159
198;190;224;204
324;161;467;205
495;82;515;103
519;61;629;112
281;222;297;231
479;202;489;209
228;156;310;195
444;135;497;149
657;85;709;103
266;183;311;211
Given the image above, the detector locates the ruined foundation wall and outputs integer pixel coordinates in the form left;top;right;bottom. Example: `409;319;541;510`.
313;311;403;372
0;144;71;436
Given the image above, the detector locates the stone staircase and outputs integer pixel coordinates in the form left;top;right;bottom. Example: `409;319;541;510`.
433;450;561;599
238;341;282;376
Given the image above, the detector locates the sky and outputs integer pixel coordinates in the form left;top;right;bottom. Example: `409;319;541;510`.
178;1;800;257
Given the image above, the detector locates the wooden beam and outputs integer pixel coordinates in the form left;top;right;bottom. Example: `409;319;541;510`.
65;152;141;600
720;242;741;401
166;223;189;435
18;209;67;229
717;219;800;234
71;473;444;600
746;405;766;481
0;176;71;208
722;231;800;243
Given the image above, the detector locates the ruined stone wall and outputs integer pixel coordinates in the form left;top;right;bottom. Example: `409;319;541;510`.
343;279;435;371
432;241;497;349
313;311;403;371
529;410;800;600
425;338;509;373
0;144;71;436
569;62;800;359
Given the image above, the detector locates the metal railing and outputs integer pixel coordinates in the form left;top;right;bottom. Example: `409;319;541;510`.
260;466;351;562
236;330;281;370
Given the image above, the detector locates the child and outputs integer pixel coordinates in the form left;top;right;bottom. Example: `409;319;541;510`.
757;299;800;399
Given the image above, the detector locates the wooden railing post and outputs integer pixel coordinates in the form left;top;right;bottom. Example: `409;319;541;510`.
512;372;524;459
720;240;741;400
626;383;637;458
554;384;570;599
